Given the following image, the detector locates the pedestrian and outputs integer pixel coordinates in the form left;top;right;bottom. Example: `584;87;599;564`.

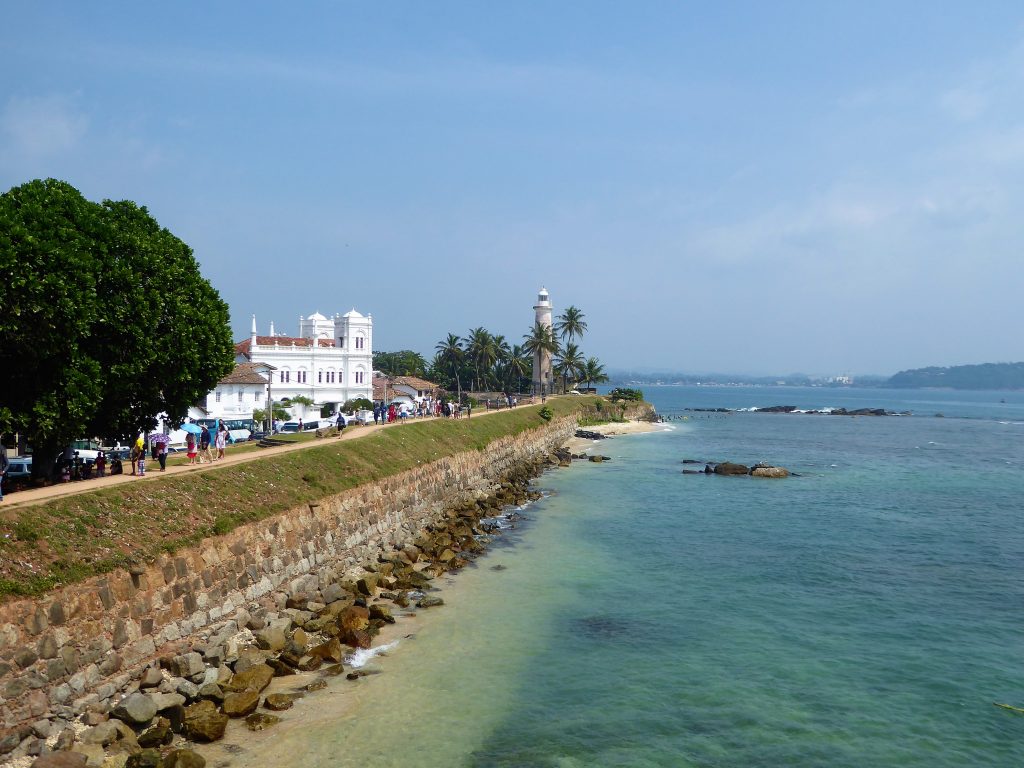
467;401;472;419
129;441;141;476
336;411;346;437
95;450;106;477
199;425;212;463
136;439;147;476
298;418;304;432
216;424;228;460
374;403;381;425
0;435;8;502
156;441;167;471
186;433;197;464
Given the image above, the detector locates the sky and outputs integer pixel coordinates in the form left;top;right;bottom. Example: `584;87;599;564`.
3;2;1024;377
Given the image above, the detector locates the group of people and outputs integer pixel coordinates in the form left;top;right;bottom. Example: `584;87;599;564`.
185;423;228;465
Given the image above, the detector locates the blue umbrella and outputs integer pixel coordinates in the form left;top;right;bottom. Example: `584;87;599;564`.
179;423;202;435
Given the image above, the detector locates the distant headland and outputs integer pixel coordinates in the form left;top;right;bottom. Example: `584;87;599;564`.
611;361;1024;391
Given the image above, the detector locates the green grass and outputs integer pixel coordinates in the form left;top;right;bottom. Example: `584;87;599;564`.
0;397;597;600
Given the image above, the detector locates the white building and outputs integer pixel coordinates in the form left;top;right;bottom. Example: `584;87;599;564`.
200;362;273;421
532;287;554;395
235;311;374;418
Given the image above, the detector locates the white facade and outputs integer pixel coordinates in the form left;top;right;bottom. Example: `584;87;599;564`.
236;311;374;416
532;287;553;394
201;364;272;421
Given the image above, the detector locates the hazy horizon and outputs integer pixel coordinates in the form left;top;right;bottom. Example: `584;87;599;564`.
4;3;1024;375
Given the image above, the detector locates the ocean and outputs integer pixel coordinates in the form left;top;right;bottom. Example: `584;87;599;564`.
235;386;1024;767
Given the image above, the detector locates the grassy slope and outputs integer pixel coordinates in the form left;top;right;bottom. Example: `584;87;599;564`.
0;398;595;599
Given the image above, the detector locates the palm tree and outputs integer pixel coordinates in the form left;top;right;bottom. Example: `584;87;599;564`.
505;344;531;394
435;333;464;403
555;306;587;345
581;357;609;392
490;334;511;391
554;342;585;394
523;322;560;396
466;327;497;392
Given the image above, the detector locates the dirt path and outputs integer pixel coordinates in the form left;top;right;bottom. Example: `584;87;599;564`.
1;401;538;510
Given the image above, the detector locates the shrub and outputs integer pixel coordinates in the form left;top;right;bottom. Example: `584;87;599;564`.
539;406;553;422
608;387;644;402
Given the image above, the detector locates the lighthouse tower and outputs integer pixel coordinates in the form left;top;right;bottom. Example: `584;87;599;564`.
532;287;554;395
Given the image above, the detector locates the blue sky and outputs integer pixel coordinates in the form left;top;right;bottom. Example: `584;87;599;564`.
4;2;1024;376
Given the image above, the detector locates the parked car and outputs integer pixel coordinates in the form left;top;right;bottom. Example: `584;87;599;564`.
2;456;32;492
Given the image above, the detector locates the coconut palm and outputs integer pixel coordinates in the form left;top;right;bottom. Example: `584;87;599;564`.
466;327;497;392
555;305;587;345
523;322;560;395
554;342;585;394
435;333;464;403
505;344;531;394
581;357;609;391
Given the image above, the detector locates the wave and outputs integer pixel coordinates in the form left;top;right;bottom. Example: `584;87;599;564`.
346;639;400;668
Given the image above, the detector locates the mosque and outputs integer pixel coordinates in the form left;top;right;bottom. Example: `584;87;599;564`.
234;310;374;414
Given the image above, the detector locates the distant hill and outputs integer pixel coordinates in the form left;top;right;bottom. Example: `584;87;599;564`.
887;362;1024;390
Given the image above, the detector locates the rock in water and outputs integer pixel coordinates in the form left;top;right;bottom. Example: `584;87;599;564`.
245;713;281;731
263;693;296;711
162;749;207;768
222;689;261;717
713;462;750;476
751;466;789;478
417;595;444;608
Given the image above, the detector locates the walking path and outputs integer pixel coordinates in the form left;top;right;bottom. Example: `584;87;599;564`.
1;403;533;510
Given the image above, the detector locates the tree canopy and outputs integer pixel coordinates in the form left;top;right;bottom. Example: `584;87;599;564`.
0;179;234;475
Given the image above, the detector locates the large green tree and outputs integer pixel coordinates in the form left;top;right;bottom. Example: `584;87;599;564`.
0;179;234;477
373;349;427;377
555;305;587;345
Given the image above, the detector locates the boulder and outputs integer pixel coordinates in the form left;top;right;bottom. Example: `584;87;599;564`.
197;682;225;703
263;693;297;711
356;575;379;597
751;466;789;478
368;604;394;624
222;689;260;717
161;749;206;768
244;713;280;731
30;754;88;768
125;748;161;768
223;664;274;693
182;701;228;742
338;606;370;633
309;637;344;663
713;462;750;476
253;627;287;652
169;653;205;679
138;667;163;689
111;692;157;726
149;692;186;712
417;596;444;608
137;723;173;748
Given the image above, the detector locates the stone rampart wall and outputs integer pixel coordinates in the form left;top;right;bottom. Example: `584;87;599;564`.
0;417;578;731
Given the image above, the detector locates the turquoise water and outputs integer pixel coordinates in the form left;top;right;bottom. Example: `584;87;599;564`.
246;387;1024;767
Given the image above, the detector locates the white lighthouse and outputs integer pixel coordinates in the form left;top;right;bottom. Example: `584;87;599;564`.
532;287;554;396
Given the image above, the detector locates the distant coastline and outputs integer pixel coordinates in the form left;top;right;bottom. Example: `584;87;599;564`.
609;360;1024;391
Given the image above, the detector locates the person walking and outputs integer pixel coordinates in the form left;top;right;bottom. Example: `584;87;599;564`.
336;411;346;437
136;439;147;476
95;450;106;477
0;436;8;502
186;433;197;465
129;441;141;476
216;423;228;460
156;441;167;471
199;425;213;463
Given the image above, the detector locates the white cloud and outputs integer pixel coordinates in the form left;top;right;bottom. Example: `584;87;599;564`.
1;94;89;156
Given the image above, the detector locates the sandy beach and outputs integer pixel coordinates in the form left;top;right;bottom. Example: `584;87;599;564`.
562;418;664;454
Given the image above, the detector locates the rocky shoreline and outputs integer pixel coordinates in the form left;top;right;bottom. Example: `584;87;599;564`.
1;457;553;768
